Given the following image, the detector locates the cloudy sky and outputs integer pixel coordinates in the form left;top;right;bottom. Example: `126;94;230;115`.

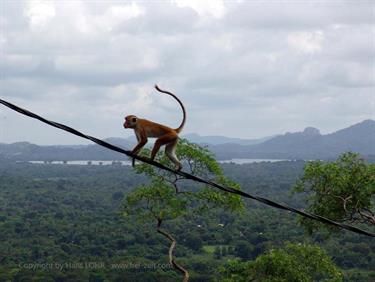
0;0;374;145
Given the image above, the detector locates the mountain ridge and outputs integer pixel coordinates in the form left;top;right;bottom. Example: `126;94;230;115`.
209;119;374;159
0;120;374;161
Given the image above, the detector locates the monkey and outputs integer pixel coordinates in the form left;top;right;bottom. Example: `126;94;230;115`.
123;85;186;170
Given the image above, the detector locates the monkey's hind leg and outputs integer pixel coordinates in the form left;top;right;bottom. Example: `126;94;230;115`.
150;134;175;160
165;139;182;171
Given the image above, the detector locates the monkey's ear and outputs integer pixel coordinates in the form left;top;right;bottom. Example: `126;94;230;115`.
132;117;137;123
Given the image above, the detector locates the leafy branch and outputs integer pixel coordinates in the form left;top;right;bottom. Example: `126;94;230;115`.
123;139;244;281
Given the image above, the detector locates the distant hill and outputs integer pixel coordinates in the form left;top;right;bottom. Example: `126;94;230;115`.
0;120;374;161
209;120;375;160
181;133;275;145
0;139;134;161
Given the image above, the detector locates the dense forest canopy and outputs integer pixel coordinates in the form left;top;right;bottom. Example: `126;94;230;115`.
0;157;374;281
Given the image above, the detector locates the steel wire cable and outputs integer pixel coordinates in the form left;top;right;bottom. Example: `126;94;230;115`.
1;98;374;237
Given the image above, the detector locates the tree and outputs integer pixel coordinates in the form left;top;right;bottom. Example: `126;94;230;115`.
123;139;243;281
183;234;203;252
293;152;375;233
234;240;254;260
214;246;222;259
220;243;343;282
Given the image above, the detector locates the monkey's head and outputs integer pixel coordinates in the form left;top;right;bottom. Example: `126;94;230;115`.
124;115;138;129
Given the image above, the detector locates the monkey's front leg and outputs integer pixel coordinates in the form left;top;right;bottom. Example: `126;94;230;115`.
131;139;147;167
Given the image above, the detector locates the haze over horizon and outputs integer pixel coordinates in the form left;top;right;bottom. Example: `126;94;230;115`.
1;1;374;145
1;118;373;146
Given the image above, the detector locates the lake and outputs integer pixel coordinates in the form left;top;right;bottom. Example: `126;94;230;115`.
28;159;289;166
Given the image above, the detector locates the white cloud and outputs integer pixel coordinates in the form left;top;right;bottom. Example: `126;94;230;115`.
173;0;226;19
92;3;145;32
1;54;39;71
287;31;324;55
1;0;374;144
23;0;56;30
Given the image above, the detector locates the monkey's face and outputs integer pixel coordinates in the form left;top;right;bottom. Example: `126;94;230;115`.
124;115;138;129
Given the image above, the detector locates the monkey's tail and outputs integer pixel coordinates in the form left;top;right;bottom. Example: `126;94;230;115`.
154;84;186;133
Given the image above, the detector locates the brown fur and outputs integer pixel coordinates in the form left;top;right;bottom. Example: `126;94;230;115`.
123;85;186;170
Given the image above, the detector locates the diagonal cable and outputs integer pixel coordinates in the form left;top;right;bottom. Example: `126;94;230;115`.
0;98;374;237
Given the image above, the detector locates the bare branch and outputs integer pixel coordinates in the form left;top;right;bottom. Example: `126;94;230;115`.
156;219;189;282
